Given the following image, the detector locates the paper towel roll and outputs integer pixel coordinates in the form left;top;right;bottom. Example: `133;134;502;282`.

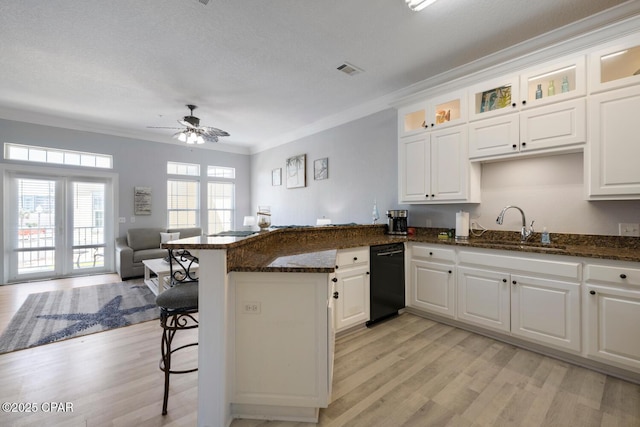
456;211;469;240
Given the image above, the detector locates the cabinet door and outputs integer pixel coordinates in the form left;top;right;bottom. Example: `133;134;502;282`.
520;98;586;153
398;135;430;202
586;284;640;372
589;32;640;94
511;275;581;352
409;259;455;318
398;102;427;137
519;55;587;108
430;125;468;201
426;90;467;130
457;266;510;332
468;74;520;121
335;265;370;331
587;85;640;198
468;114;519;159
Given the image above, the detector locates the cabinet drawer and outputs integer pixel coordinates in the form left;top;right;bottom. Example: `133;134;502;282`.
335;247;369;268
585;264;640;287
411;244;455;263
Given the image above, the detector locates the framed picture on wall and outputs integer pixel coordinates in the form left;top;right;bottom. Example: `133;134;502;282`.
314;158;328;180
286;154;306;189
272;168;282;186
134;186;152;215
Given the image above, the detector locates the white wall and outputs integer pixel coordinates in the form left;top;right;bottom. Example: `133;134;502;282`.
250;109;400;226
251;109;640;236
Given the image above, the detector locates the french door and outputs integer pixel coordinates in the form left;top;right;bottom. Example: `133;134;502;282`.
7;172;114;282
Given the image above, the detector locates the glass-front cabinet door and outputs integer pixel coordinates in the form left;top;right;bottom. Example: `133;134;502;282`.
589;33;640;93
468;74;520;121
425;90;467;130
519;56;586;109
398;102;427;137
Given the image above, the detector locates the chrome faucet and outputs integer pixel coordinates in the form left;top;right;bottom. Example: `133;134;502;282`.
496;206;535;242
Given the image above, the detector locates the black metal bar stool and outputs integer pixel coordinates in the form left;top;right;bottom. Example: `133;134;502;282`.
156;249;199;415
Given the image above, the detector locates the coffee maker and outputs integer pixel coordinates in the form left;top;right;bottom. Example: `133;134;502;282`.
386;210;408;235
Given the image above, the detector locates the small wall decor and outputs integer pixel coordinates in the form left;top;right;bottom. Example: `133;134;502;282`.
314;157;328;180
272;168;282;186
286;154;306;189
480;85;511;112
134;186;152;215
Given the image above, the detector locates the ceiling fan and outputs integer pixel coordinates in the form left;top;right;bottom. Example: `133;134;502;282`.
149;104;230;144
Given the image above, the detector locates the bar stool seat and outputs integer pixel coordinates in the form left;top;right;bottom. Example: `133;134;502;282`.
156;249;199;416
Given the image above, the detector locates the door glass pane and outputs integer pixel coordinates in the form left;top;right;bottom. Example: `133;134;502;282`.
17;178;56;274
601;45;640;84
72;182;105;270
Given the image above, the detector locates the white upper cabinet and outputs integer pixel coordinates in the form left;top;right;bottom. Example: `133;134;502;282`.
399;126;480;204
397;102;428;137
397;89;467;137
586;84;640;199
468;74;520;121
589;32;640;94
519;55;587;108
425;90;467;131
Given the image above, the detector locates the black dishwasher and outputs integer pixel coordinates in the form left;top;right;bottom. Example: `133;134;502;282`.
367;243;405;326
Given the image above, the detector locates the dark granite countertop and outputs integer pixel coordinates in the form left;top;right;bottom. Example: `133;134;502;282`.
163;225;640;272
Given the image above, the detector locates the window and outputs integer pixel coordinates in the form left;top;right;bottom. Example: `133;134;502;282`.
167;161;200;176
207;166;235;179
4;143;113;168
208;182;235;234
167;180;200;229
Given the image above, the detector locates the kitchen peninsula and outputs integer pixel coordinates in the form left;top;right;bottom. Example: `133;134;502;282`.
164;224;640;427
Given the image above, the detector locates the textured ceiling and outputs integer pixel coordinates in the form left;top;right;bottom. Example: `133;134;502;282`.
0;0;637;153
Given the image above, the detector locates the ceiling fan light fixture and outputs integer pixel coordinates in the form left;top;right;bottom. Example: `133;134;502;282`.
178;132;187;142
196;135;205;144
405;0;438;11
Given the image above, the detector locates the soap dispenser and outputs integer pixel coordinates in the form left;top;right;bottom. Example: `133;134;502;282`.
541;227;551;245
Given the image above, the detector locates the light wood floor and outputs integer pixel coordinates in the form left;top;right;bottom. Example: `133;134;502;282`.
0;275;639;427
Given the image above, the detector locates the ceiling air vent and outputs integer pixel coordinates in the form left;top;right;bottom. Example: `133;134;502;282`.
337;62;363;76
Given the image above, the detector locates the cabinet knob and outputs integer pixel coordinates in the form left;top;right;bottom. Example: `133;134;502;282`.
448;270;452;274
590;290;596;295
335;265;339;270
332;277;338;283
522;142;526;147
512;280;517;285
620;273;627;279
502;278;507;283
512;102;517;108
512;144;517;149
366;271;370;275
353;256;358;261
333;291;339;299
431;123;435;127
429;252;433;256
431;194;435;198
522;100;527;105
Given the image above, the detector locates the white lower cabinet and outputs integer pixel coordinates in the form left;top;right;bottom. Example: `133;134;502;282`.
510;274;581;352
585;263;640;371
457;266;510;333
333;247;370;331
409;245;456;318
456;250;582;353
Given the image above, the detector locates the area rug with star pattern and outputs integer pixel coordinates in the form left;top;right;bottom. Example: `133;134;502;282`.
0;280;160;354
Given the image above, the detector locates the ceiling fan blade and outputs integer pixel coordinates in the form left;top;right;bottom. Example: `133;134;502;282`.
202;126;230;136
147;126;182;129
